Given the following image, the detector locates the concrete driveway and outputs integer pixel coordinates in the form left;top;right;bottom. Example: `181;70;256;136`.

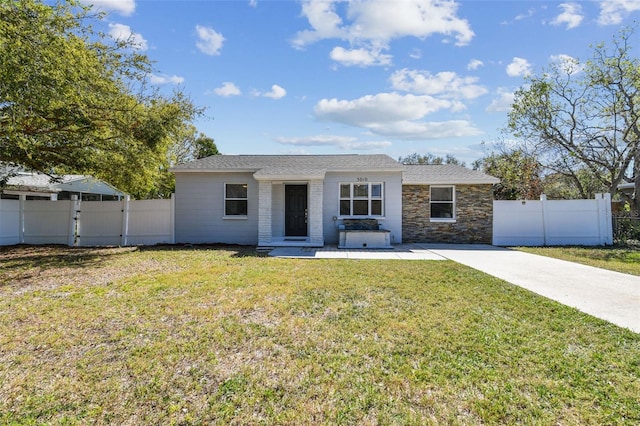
414;244;640;334
269;244;640;333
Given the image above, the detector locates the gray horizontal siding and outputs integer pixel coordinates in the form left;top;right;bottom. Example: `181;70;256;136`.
174;172;258;245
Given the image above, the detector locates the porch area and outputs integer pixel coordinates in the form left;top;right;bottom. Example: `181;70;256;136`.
257;178;325;248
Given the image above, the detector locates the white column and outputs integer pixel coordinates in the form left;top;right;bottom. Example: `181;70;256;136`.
258;181;272;246
308;179;324;246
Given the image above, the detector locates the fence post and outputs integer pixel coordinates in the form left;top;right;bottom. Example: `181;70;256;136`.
596;193;613;245
121;195;130;246
170;193;175;244
68;195;80;247
19;195;25;244
540;194;548;246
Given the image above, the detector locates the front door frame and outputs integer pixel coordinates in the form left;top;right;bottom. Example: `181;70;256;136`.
284;184;308;237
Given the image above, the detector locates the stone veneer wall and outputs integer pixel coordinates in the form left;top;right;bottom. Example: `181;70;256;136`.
402;184;494;244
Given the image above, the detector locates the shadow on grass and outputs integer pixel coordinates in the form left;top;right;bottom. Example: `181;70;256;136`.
137;243;268;258
0;243;267;292
0;244;137;270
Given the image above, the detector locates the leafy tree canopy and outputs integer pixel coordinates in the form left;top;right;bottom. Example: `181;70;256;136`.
150;125;219;199
399;153;466;167
0;0;203;198
508;24;639;209
473;149;543;200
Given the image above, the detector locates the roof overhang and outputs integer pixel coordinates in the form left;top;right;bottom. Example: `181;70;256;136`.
403;179;500;185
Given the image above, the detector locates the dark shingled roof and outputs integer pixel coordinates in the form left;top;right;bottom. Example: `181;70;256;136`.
171;154;404;177
171;155;499;184
402;164;499;185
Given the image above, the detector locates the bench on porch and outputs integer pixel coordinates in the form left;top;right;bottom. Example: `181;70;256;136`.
338;218;391;249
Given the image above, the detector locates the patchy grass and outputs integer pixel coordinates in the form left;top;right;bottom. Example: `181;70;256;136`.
516;246;640;276
1;245;639;425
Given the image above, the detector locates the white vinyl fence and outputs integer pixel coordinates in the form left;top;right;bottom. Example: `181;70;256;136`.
0;196;174;247
493;193;613;246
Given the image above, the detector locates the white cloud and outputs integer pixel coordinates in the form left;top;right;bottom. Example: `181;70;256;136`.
409;49;422;59
314;92;481;139
367;120;482;140
80;0;135;16
149;74;184;85
292;0;347;47
195;25;225;56
390;69;488;100
598;0;640;25
315;93;451;126
108;23;147;50
261;84;287;99
249;0;258;7
214;82;241;97
506;57;532;77
467;59;484;71
292;0;474;67
515;8;536;21
329;46;392;67
551;3;583;29
550;54;583;74
275;135;391;150
486;90;515;113
344;0;474;46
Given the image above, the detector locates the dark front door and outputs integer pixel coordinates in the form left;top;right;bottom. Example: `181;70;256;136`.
285;185;308;237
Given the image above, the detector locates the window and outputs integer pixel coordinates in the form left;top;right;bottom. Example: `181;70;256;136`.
339;182;383;217
225;183;248;216
430;186;455;220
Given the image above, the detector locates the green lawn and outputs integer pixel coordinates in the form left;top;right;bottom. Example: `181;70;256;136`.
516;246;640;276
1;245;639;425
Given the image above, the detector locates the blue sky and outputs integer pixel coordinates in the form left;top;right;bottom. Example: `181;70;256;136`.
83;0;640;165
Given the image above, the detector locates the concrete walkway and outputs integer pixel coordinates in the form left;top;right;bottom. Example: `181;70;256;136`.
269;244;640;333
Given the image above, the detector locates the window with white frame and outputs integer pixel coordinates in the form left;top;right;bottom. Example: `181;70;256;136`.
339;182;383;217
224;183;248;216
430;186;455;220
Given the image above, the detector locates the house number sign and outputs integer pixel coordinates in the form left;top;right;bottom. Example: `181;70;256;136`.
356;177;368;182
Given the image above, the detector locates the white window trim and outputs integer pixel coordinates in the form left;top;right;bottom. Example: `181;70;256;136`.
223;182;248;219
338;182;384;218
430;185;456;222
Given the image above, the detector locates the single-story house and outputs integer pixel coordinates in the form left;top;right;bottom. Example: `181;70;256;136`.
170;154;499;247
0;166;125;201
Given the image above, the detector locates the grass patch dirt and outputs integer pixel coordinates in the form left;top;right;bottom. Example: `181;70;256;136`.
516;246;640;276
1;245;639;424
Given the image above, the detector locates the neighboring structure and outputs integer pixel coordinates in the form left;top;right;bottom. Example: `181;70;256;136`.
0;166;125;201
171;154;499;247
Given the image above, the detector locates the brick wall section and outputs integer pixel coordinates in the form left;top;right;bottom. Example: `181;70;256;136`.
402;184;494;244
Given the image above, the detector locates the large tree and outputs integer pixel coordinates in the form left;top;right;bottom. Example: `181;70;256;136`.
0;0;202;198
473;149;543;200
150;125;219;198
508;25;639;210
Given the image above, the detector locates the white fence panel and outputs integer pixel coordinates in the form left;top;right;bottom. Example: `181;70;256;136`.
23;200;73;245
544;199;602;246
493;200;545;246
0;196;175;247
126;198;174;246
0;199;21;245
77;200;124;247
493;194;612;246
